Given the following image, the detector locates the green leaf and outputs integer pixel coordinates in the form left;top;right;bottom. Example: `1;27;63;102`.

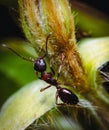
78;37;109;116
78;37;109;89
0;80;106;130
0;80;55;130
0;71;19;108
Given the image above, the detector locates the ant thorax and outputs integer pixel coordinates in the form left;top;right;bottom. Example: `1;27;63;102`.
40;72;59;86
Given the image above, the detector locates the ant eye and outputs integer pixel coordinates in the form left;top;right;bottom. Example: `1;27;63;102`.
34;57;46;72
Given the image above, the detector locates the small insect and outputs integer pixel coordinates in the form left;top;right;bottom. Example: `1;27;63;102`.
3;34;79;105
40;71;79;105
33;35;79;105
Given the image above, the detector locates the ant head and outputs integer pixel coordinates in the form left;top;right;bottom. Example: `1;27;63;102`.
34;57;46;72
33;34;51;72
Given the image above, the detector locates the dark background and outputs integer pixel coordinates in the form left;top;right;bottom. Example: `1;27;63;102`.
80;0;109;15
0;0;109;39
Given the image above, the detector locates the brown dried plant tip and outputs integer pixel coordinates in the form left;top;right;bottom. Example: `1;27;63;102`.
19;0;89;92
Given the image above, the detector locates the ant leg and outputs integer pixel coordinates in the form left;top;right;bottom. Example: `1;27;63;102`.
57;64;62;78
63;83;77;89
50;57;55;76
2;44;34;62
35;71;41;79
50;67;55;76
55;90;66;105
40;85;52;92
55;91;59;105
57;54;65;78
43;34;52;58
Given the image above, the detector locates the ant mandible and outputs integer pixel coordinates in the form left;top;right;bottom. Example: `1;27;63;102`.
33;34;79;105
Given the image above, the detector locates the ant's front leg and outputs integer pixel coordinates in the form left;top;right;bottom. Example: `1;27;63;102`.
55;90;66;106
50;58;55;76
57;53;65;78
35;71;40;79
63;83;77;89
50;67;55;76
40;85;52;92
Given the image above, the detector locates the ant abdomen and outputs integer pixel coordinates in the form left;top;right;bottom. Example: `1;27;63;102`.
57;87;79;105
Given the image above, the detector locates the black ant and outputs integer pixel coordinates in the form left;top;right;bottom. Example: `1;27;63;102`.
3;35;79;105
33;35;79;105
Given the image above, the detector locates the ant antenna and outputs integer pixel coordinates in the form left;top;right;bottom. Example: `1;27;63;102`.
2;44;34;62
43;34;51;58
